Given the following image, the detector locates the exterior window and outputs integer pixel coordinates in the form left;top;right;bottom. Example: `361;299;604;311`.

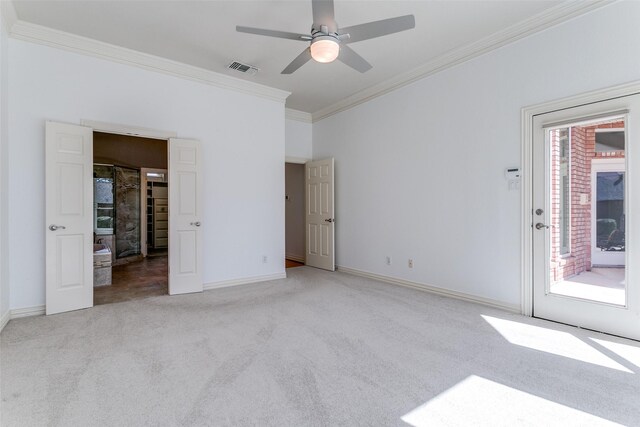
559;128;571;255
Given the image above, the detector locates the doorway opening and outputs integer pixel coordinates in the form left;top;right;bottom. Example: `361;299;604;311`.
546;118;626;306
285;162;305;269
92;132;169;305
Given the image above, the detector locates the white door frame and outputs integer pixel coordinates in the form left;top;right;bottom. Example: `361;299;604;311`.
521;81;640;316
80;120;177;140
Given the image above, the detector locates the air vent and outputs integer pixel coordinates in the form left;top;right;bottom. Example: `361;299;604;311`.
227;61;259;76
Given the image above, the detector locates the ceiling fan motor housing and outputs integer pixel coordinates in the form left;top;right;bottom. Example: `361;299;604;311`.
312;22;338;35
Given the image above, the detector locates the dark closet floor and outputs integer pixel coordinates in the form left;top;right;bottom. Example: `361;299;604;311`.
94;254;168;306
96;255;303;306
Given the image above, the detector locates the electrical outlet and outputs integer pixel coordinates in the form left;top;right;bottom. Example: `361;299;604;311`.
408;259;413;268
386;256;392;266
262;255;268;263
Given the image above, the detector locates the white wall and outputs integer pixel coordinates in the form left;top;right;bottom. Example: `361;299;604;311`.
313;1;640;308
285;163;305;260
8;40;286;310
285;118;312;161
0;8;10;322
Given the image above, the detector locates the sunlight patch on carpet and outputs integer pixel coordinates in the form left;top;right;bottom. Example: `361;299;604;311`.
481;315;631;373
401;375;622;427
590;337;640;370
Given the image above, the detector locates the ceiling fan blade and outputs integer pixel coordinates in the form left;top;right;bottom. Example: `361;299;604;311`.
236;26;310;41
339;15;415;44
282;48;313;74
312;0;337;32
338;44;372;73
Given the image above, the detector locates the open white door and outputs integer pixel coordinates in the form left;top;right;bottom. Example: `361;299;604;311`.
168;138;203;295
305;158;335;271
45;122;94;315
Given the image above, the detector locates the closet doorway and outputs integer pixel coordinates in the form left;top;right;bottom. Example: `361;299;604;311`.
285;162;305;268
92;132;169;305
46;121;203;315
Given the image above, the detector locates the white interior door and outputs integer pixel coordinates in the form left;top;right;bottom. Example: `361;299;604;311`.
45;122;94;315
168;138;202;295
532;93;640;340
305;158;335;271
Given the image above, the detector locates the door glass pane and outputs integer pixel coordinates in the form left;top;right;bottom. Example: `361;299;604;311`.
548;118;626;305
558;129;570;255
94;165;114;235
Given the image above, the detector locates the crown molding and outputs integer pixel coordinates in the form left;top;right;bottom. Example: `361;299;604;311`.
4;0;613;118
9;20;290;103
312;0;614;122
285;108;313;123
0;1;18;34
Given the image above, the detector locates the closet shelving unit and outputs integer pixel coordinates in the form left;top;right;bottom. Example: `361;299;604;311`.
146;181;168;249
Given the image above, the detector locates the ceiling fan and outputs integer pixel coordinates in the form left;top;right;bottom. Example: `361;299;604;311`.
236;0;415;74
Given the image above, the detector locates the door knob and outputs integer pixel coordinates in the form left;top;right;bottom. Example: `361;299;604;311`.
49;224;66;231
535;223;550;230
324;218;334;223
190;221;201;227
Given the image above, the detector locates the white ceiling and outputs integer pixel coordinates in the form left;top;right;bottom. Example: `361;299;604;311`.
12;0;570;113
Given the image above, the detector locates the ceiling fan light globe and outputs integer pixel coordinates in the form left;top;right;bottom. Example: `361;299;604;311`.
310;38;340;63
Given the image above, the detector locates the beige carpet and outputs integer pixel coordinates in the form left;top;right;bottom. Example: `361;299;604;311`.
2;267;639;426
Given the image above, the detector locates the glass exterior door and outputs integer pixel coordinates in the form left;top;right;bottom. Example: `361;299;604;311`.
532;93;640;340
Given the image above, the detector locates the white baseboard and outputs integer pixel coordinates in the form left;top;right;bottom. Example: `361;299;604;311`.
336;266;521;313
11;305;46;319
204;272;287;291
0;304;46;332
285;254;305;263
0;309;10;333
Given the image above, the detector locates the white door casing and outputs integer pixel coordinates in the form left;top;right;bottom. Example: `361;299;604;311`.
45;122;94;315
168;138;203;295
305;158;335;271
532;94;640;340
